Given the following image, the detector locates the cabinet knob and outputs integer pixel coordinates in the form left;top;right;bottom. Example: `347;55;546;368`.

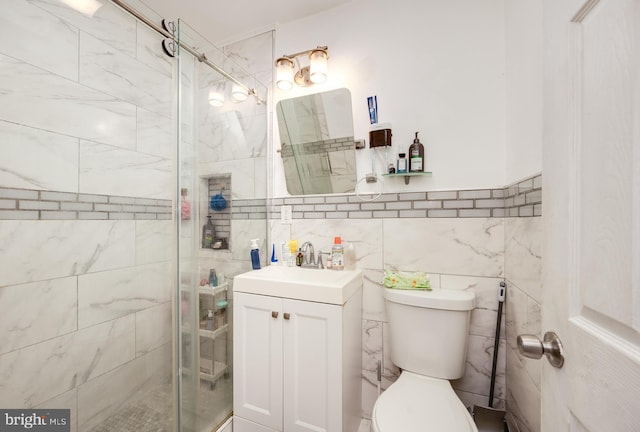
283;313;290;320
272;311;279;319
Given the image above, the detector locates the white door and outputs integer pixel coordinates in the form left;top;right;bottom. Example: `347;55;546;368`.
234;292;283;430
283;299;342;432
543;0;640;430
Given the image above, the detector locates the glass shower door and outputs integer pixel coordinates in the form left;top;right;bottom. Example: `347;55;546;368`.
176;18;269;432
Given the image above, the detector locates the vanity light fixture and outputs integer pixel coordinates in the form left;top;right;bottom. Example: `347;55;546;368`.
275;46;329;90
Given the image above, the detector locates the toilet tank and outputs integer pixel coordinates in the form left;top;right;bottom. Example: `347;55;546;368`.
383;288;475;380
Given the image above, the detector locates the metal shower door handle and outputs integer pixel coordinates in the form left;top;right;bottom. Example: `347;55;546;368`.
517;331;564;368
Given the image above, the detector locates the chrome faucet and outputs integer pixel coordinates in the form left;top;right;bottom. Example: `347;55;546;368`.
300;241;315;266
300;242;325;269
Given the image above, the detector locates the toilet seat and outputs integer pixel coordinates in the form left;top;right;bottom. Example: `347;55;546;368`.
371;372;478;432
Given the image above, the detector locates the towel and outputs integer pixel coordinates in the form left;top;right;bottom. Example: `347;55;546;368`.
383;270;431;290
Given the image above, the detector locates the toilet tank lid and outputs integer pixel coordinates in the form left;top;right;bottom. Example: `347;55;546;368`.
383;288;475;311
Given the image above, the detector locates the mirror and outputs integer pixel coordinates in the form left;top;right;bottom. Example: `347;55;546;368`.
277;88;357;195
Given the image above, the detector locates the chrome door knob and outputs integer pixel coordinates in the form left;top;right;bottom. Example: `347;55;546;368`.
517;331;564;368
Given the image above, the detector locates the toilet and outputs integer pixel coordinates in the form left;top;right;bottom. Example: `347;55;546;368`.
371;287;478;432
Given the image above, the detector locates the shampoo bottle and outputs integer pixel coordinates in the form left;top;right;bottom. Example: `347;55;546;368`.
250;239;261;270
331;236;344;270
202;216;214;248
409;131;425;172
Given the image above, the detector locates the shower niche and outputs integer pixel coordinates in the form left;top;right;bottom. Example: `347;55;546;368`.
201;174;232;251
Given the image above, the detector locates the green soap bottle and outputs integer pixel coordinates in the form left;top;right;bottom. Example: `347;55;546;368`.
202;215;214;248
409;131;425;172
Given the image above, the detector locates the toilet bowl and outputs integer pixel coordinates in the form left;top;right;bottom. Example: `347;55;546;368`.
371;288;477;432
371;372;477;432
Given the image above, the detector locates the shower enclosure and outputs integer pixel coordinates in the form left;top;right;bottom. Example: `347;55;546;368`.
175;16;269;432
0;1;268;431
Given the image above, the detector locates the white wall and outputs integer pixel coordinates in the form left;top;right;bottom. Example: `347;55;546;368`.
273;0;507;195
505;0;543;183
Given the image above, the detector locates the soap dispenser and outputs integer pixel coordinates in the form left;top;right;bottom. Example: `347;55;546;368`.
409;131;425;172
250;239;261;270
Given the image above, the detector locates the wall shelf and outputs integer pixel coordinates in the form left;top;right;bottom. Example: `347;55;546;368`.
382;171;432;185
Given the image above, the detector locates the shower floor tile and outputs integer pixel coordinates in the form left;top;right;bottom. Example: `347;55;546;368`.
86;384;173;432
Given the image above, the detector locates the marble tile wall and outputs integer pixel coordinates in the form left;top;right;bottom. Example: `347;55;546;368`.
505;205;542;432
0;2;175;431
270;214;508;418
267;172;542;421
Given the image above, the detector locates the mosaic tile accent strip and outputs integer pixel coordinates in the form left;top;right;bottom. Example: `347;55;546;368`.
268;188;506;220
267;173;542;220
0;187;171;220
232;199;267;220
1;175;540;221
504;173;542;217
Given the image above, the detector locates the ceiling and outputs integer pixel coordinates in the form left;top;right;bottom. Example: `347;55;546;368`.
139;0;353;46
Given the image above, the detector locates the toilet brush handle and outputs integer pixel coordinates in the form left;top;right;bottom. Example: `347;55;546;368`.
488;282;506;407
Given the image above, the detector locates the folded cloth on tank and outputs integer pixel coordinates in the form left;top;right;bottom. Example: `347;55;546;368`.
383;270;431;290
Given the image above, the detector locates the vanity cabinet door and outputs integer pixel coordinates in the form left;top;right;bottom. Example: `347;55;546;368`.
234;293;344;432
234;292;283;431
282;298;342;432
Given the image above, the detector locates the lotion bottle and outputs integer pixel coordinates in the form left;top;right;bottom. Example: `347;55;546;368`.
250;239;261;270
409;131;425;172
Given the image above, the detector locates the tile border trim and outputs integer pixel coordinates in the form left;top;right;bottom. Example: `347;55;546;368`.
0;188;172;220
0;174;540;221
267;173;542;220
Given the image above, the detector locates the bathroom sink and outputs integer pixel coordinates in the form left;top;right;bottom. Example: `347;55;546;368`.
233;266;363;305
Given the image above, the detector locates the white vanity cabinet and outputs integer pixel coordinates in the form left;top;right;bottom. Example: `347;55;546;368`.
232;267;362;432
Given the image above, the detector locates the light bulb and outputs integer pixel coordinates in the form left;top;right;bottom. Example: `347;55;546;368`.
276;58;294;90
309;49;328;84
231;84;249;101
208;90;224;107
